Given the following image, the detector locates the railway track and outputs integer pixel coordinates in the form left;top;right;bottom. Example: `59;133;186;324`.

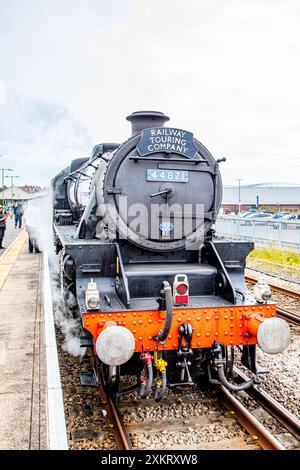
245;274;300;325
245;274;300;301
98;380;297;450
234;367;300;443
218;385;285;450
58;333;300;450
56;271;300;450
276;307;300;325
98;378;132;450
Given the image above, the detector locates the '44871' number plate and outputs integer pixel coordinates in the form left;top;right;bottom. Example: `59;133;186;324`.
146;169;188;182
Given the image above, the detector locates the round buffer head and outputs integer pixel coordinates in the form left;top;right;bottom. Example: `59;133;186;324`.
257;317;291;354
96;325;135;366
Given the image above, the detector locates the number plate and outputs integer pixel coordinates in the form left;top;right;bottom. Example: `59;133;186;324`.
147;169;188;182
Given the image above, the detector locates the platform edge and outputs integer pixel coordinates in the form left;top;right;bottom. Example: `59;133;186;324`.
43;251;69;450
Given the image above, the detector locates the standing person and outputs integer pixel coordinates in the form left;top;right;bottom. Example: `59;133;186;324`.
4;204;12;219
14;202;24;229
23;201;42;253
11;204;16;221
0;205;7;250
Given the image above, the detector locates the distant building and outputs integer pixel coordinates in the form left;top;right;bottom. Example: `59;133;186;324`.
222;183;300;213
0;186;48;205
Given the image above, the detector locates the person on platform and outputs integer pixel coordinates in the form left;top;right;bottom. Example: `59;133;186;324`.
4;204;12;219
0;205;7;250
23;201;42;253
14;202;24;229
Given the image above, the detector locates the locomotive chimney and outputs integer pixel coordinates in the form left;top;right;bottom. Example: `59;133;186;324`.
126;110;170;136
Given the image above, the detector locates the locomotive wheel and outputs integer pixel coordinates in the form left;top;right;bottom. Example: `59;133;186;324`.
101;364;120;393
59;255;78;317
224;346;234;379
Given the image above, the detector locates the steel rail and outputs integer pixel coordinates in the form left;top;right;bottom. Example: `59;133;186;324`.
245;274;300;301
218;385;285;450
98;382;132;450
276;306;300;325
234;367;300;442
245;274;300;324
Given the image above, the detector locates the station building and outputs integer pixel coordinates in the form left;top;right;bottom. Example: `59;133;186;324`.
222;183;300;214
0;186;48;205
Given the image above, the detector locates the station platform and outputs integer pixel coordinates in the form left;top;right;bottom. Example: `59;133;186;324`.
0;225;47;449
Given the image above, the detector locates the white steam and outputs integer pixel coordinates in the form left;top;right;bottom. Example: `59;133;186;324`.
27;194;85;357
51;280;85;358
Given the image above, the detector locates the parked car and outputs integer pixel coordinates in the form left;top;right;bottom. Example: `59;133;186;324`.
281;214;300;229
221;207;231;215
241;212;273;225
271;212;289;220
239;211;258;218
271;213;300;229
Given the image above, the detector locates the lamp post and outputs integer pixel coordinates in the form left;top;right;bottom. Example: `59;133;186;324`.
0;154;13;205
235;178;243;215
5;175;20;204
1;169;13;204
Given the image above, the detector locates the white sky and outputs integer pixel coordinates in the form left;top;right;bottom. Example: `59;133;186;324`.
0;0;300;187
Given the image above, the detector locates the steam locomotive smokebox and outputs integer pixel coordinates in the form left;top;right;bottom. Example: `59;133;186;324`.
126;110;170;136
53;110;222;252
100;110;223;252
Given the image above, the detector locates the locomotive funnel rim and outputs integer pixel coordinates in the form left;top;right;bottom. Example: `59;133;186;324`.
126;110;170;136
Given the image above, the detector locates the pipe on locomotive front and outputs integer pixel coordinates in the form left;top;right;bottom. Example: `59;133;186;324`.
216;363;254;391
153;281;174;343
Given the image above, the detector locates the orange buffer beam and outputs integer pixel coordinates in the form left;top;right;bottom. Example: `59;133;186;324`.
82;304;276;353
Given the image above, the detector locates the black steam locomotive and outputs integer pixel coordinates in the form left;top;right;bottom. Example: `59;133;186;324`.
52;111;290;400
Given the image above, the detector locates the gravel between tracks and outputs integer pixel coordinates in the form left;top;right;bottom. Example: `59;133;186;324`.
121;391;250;450
129;422;247;450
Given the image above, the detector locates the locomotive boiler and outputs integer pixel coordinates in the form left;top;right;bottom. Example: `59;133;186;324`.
52;111;290;400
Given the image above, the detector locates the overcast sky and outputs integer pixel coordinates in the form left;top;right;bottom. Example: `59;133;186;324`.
0;0;300;187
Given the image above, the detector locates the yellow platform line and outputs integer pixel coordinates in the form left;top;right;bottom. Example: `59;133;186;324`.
0;230;28;290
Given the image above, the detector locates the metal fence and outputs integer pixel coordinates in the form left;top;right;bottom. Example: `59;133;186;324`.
216;217;300;253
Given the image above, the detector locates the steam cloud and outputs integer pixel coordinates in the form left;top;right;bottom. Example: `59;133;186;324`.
27;194;84;357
